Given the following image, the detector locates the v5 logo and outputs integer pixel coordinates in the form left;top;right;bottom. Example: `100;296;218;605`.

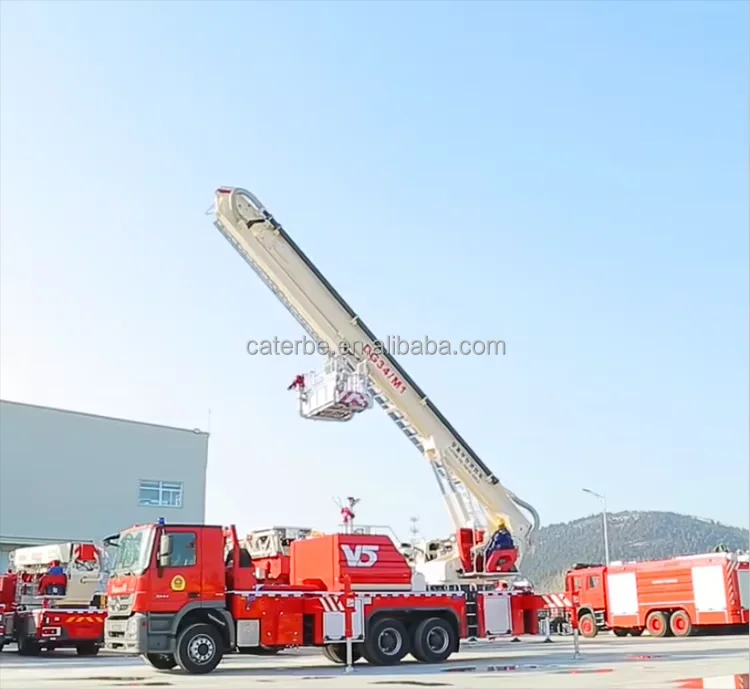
341;544;379;568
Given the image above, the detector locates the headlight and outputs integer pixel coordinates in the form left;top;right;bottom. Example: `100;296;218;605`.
125;617;138;639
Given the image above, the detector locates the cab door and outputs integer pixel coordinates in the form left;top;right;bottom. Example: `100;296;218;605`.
150;527;201;614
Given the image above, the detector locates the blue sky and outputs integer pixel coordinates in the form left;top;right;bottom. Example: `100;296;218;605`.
1;0;747;540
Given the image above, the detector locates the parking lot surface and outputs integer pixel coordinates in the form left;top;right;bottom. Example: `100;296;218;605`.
0;634;747;688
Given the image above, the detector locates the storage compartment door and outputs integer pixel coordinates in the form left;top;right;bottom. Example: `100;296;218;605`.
322;598;364;641
482;595;511;635
606;572;638;616
692;565;727;612
738;569;749;610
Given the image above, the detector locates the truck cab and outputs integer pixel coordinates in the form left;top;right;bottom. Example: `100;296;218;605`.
104;521;234;672
566;563;608;637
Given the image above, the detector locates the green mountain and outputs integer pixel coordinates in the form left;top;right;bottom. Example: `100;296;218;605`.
523;510;749;593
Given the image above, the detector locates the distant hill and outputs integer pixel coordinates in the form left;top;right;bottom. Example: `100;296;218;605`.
522;510;749;593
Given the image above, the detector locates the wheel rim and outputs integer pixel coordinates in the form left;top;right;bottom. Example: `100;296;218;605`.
425;627;449;655
377;628;403;656
650;617;662;632
188;635;215;665
581;618;593;634
674;616;686;632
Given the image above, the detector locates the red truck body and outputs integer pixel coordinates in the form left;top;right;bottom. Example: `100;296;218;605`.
104;522;547;674
0;603;106;655
567;552;749;638
0;574;106;655
0;542;106;656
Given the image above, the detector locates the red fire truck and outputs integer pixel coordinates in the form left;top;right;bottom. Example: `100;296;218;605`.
104;521;547;674
0;542;106;655
567;551;749;638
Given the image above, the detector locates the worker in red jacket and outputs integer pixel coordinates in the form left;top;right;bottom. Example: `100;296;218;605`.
287;374;305;391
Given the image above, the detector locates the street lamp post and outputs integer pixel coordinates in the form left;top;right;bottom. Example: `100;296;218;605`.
582;488;610;565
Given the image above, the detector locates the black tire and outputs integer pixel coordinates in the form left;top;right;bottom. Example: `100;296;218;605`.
322;643;362;664
612;628;629;637
175;623;224;675
362;617;410;666
630;628;644;637
0;642;4;653
76;642;100;656
18;637;41;656
142;653;177;670
322;645;339;663
578;613;598;638
411;617;456;663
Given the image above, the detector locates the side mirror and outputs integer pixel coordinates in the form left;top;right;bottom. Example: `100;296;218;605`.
158;533;172;568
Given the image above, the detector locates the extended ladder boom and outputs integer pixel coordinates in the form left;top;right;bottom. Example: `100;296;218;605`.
213;188;539;558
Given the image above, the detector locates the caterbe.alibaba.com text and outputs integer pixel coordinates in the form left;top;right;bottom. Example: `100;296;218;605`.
246;336;506;357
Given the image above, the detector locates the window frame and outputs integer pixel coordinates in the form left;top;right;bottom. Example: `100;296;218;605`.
163;531;198;569
138;479;184;509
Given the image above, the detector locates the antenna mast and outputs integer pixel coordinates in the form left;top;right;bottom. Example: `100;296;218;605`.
409;516;421;545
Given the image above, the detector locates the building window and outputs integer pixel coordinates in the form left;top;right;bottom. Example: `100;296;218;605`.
163;532;197;568
139;480;183;508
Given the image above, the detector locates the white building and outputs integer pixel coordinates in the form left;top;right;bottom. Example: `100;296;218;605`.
0;399;209;571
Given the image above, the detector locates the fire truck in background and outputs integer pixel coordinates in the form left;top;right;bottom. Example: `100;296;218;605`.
104;519;548;674
568;551;749;638
0;542;106;655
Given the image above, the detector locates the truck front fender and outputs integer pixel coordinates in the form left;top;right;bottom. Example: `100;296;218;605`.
170;603;236;649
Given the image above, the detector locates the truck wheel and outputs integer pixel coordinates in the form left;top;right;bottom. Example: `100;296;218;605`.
362;617;410;666
322;643;362;664
142;653;177;670
669;610;692;637
411;617;456;663
630;628;644;637
175;623;224;675
76;642;100;656
578;614;598;638
646;611;669;638
18;637;41;656
612;628;629;637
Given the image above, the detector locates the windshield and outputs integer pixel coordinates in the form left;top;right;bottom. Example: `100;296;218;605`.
108;527;154;576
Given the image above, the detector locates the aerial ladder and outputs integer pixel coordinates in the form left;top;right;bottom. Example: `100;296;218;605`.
212;187;541;585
